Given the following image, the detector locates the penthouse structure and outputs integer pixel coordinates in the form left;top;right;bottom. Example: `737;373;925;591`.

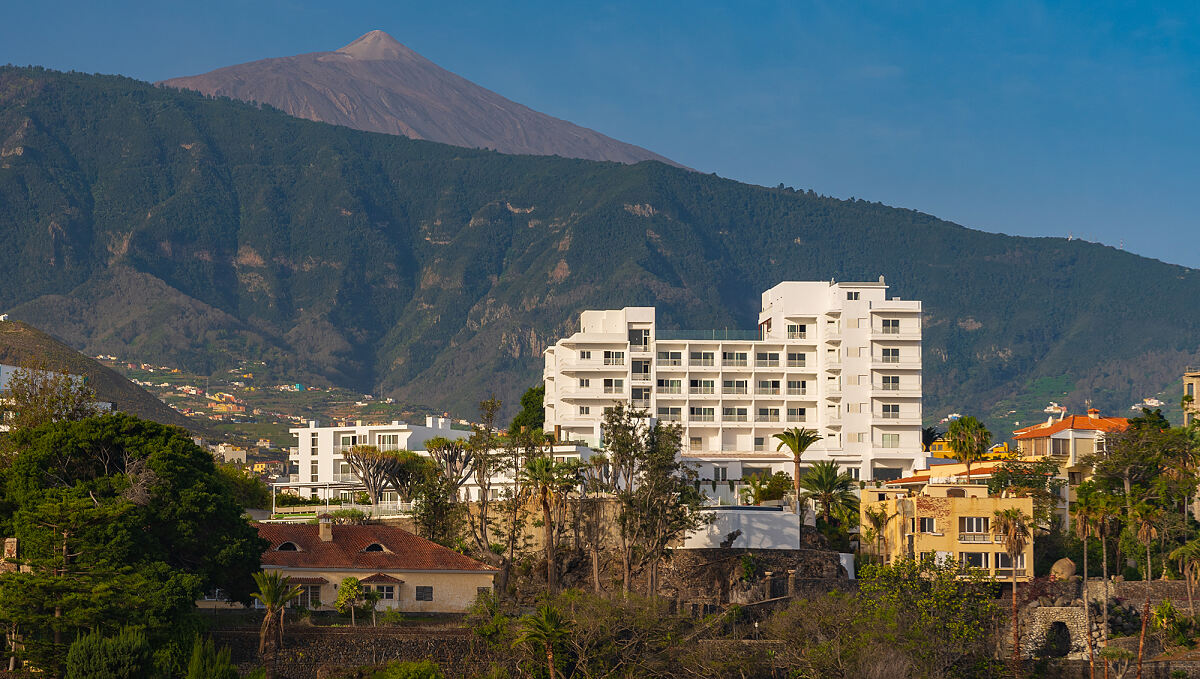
543;280;924;482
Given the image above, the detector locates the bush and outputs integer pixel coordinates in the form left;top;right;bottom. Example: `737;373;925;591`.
184;635;237;679
65;627;152;679
375;660;446;679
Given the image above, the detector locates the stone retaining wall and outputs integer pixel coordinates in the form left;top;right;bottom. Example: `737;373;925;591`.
1084;579;1193;606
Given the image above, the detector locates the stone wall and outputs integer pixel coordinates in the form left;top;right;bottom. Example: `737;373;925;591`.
1021;607;1089;659
212;627;501;679
663;543;844;605
1085;579;1193;607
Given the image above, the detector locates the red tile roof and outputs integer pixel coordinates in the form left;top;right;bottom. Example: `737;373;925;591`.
361;573;403;584
1013;415;1128;440
257;524;497;573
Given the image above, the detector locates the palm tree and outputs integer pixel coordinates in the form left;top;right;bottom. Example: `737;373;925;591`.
799;460;859;525
1074;493;1098;679
862;504;895;564
740;474;771;506
773;427;823;514
522;455;570;595
921;425;943;453
947;416;991;483
513;604;571;679
1093;495;1122;650
1133;504;1160;679
250;571;302;679
1168;539;1200;617
993;507;1032;679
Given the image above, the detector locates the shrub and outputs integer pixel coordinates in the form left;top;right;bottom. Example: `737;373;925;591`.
375;660;446;679
65;627;152;679
184;635;237;679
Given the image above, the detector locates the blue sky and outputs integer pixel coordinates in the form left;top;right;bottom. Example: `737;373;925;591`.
4;1;1198;267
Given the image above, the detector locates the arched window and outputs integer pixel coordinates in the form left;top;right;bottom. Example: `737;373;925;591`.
363;543;385;552
276;541;299;551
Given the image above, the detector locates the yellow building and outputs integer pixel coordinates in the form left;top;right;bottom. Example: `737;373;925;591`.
861;482;1035;582
928;436;1010;460
1185;370;1200;426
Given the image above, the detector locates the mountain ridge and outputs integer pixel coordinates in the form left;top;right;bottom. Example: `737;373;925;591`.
2;66;1198;430
159;30;682;167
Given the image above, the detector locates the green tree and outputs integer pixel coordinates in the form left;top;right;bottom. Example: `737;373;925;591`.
0;414;265;672
1073;492;1099;677
64;627;151;679
922;425;943;453
947;416;991;483
250;571;302;679
992;507;1031;678
334;576;365;627
798;460;859;525
381;450;433;503
1133;503;1160;677
521;455;573;595
987;458;1067;530
424;436;474;500
341;444;390;507
513;604;570;679
773;427;822;513
184;635;238;679
215;463;270;509
509;384;545;433
411;471;463;547
3;361;99;432
862;503;895;564
1169;538;1200;617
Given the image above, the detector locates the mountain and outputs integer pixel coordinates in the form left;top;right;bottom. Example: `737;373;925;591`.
159;30;680;167
0;320;195;430
2;66;1199;431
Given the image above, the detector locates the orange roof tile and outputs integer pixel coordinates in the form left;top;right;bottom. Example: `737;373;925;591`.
1013;415;1128;440
257;523;497;573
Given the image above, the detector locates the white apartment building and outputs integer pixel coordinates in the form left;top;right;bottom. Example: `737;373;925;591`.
543;280;924;482
288;417;469;500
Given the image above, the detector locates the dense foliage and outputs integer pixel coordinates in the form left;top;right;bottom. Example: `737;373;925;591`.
2;67;1199;427
0;413;266;671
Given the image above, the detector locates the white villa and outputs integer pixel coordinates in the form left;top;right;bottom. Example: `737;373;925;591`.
542;280;925;485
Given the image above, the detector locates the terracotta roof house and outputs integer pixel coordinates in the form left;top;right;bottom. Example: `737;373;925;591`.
249;517;497;614
1013;408;1128;464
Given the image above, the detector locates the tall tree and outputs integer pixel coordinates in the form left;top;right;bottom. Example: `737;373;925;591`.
380;450;431;503
425;436;474;501
862;504;895;565
993;507;1031;679
798;460;859;525
1074;492;1098;679
521;455;573;595
2;360;99;431
1168;539;1200;617
947;416;991;483
773;427;822;515
509;385;545;433
576;454;612;593
921;426;943;453
333;576;365;627
1133;503;1160;679
341;445;390;506
466;397;503;560
249;571;301;679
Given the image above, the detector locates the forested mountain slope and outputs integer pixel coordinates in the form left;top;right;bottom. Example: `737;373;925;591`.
1;67;1197;427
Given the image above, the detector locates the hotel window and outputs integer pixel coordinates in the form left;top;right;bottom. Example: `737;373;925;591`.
689;407;715;422
377;434;399;449
756;379;780;394
846;291;860;300
657;350;682;366
310;460;319;481
722;407;748;422
690;351;715;366
960;516;989;534
689;436;703;451
850;432;866;443
787;352;806;367
787;380;806;395
690;379;715;394
415;586;434;601
996;552;1026;569
919;517;936;533
755;351;779;366
723;379;748;394
603;378;624;393
631;387;650;403
310;432;318;449
579;406;590;415
657;378;682;393
579;350;591;360
881;433;900;448
629;328;650;348
757;407;780;422
579;378;590;388
960;552;989;569
754;436;765;451
882;404;900;419
603;350;624;365
787;324;806;339
881;375;900;391
882;318;900;334
787;407;807;422
721;351;748;366
881;348;900;363
714;465;728;481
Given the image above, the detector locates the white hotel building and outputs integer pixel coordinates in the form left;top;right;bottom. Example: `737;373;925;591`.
543;280;925;484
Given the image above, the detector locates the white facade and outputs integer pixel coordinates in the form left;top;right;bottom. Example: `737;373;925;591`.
289;417;469;499
543;280;924;481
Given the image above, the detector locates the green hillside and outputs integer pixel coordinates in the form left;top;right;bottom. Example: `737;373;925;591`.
0;320;195;430
1;66;1197;432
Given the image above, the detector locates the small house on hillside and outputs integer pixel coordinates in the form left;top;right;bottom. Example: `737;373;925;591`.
253;518;496;614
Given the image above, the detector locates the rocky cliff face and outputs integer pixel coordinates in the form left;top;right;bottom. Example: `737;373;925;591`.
160;30;680;167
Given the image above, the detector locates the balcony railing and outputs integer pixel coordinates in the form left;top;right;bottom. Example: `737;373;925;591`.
724;386;748;395
958;533;991;543
756;359;780;367
787;415;808;423
690;413;716;422
631;399;651;409
603;357;625;366
629;343;651;353
333;473;359;483
757;413;780;422
659;385;682;394
603;386;623;394
632;373;651;382
658;412;681;422
786;360;807;368
787;388;807;396
659;358;682;366
724;359;748;367
756;387;780;395
689;386;716;395
787;331;807;340
691;358;715;367
723;413;748;422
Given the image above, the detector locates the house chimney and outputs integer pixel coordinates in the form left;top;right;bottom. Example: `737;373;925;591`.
1087;408;1100;419
318;514;333;542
